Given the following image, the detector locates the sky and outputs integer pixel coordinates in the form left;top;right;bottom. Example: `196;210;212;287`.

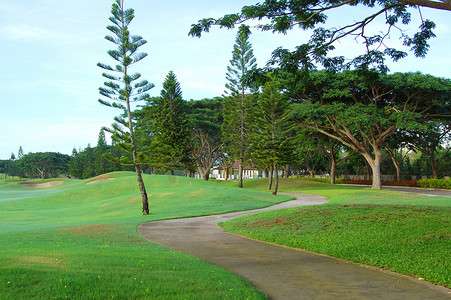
0;0;450;160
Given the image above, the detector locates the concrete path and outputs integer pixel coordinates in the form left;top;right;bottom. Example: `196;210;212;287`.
342;184;451;198
137;193;450;299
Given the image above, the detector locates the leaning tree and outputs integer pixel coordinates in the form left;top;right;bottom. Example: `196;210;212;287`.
97;0;154;215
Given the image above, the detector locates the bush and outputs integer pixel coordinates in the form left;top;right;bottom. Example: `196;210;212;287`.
300;177;348;184
418;179;451;189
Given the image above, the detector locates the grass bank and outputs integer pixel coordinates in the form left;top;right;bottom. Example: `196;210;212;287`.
0;172;292;299
219;178;451;287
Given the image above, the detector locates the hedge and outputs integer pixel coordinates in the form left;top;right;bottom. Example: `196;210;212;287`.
418;179;451;189
300;177;348;184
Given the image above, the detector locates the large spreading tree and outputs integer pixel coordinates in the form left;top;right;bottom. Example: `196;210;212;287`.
187;98;224;181
98;0;154;215
189;0;448;73
291;70;450;189
222;25;257;188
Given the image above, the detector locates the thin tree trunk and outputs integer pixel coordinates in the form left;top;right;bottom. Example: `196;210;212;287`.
135;165;149;214
285;165;290;178
126;98;149;215
238;160;243;188
387;148;402;181
272;164;279;195
268;168;273;190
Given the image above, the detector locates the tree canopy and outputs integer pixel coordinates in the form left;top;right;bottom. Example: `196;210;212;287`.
189;0;447;72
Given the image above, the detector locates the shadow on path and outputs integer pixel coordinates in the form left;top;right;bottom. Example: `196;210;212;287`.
137;193;450;300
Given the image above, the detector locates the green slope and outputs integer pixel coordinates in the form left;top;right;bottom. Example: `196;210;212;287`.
0;172;291;299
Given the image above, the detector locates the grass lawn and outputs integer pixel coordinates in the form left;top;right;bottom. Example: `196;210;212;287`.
219;178;451;288
0;172;292;299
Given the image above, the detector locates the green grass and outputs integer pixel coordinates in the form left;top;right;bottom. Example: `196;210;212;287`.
219;178;451;287
0;172;292;299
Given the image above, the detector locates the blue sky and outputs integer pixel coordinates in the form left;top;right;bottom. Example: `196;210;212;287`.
0;1;450;159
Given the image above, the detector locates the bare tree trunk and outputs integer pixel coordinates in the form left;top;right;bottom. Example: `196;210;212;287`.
126;98;149;215
387;148;402;181
202;172;210;181
330;158;337;185
135;165;149;214
268;168;273;190
362;147;382;190
285;165;290;178
431;158;439;179
224;167;230;181
238;161;243;188
272;164;279;195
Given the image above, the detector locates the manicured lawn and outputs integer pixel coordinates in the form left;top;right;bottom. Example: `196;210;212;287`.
0;172;292;299
219;178;451;288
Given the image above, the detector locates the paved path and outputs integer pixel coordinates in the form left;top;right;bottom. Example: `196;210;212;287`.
342;184;451;198
137;193;450;299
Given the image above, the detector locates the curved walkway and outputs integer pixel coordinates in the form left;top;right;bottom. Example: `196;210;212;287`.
348;184;451;198
137;193;450;299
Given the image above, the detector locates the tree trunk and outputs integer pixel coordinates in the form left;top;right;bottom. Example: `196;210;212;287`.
272;164;279;195
126;98;149;215
238;161;243;188
330;158;337;185
268;168;273;190
224;167;230;181
135;165;149;215
202;172;210;181
362;147;382;190
387;149;402;181
285;165;290;178
431;158;439;179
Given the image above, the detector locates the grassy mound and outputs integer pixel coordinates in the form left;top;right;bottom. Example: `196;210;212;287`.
0;172;291;299
219;178;451;288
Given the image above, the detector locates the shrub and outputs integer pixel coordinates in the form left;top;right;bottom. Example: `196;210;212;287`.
300;177;348;184
418;179;451;189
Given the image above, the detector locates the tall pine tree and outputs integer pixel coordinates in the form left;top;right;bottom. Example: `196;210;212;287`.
250;74;297;195
222;25;257;188
97;0;154;214
149;71;192;174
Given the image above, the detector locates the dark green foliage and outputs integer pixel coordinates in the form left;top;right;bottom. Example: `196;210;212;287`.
187;98;224;180
250;74;298;193
189;0;441;72
406;122;451;179
290;70;451;189
146;71;192;173
17;152;70;179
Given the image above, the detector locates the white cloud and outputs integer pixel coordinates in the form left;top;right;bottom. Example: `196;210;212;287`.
0;24;53;40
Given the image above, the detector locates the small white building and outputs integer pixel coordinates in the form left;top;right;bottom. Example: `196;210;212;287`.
211;161;263;180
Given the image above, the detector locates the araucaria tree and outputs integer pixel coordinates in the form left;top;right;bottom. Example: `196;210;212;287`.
149;71;192;173
222;25;257;188
98;0;154;215
250;75;296;195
